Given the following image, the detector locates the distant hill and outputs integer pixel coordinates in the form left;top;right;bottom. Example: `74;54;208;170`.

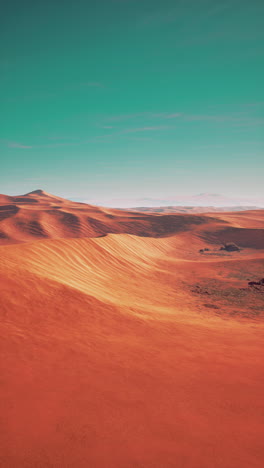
123;206;263;213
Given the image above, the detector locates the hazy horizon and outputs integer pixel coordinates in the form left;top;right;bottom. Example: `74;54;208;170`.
1;0;264;202
2;187;264;209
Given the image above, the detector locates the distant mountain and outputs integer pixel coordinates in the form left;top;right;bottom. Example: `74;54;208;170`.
82;193;264;209
121;206;263;214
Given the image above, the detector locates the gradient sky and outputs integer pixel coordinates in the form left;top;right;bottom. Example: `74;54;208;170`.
1;0;263;205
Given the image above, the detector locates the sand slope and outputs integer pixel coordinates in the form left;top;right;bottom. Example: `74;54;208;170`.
1;191;264;467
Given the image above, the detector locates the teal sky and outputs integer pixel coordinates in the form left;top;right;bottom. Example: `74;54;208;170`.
1;0;264;205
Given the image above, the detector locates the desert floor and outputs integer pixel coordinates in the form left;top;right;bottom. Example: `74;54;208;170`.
1;191;264;467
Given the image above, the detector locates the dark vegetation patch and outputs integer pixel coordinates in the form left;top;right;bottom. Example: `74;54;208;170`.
247;278;264;292
192;278;264;321
220;242;241;252
199;243;242;254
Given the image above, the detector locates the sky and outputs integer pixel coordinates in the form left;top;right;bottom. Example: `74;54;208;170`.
0;0;264;206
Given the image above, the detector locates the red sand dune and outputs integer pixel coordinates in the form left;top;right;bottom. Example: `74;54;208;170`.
1;190;264;467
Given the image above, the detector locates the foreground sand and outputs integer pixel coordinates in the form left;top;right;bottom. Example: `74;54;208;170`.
1;191;264;467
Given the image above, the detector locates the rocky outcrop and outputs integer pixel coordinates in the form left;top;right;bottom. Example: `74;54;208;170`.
220;242;241;252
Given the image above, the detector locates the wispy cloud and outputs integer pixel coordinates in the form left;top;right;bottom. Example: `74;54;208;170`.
105;112;182;122
47;135;81;141
182;113;264;127
245;101;264;108
104;110;264;127
122;125;170;134
123;136;153;142
3;139;83;150
3;106;263;152
7;141;33;149
163;113;182;119
90;125;172;141
107;112;148;122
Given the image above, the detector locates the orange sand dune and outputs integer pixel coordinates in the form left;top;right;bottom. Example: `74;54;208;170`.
1;191;264;467
0;189;234;245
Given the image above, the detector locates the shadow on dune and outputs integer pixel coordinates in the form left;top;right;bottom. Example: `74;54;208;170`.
0;230;9;239
0;205;20;220
46;210;81;232
15;220;48;238
200;226;264;250
12;197;40;204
